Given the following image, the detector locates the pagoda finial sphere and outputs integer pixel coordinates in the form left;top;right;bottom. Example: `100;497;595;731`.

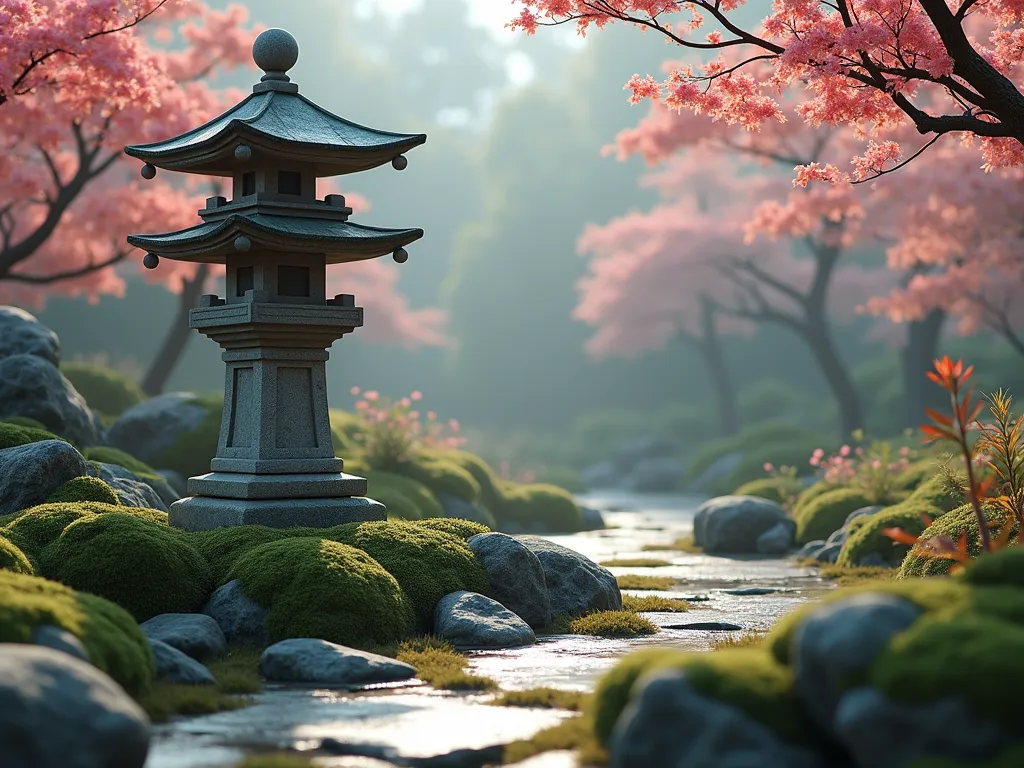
253;29;299;79
393;248;409;264
143;253;159;270
234;236;252;252
141;163;156;180
392;155;408;171
234;144;252;162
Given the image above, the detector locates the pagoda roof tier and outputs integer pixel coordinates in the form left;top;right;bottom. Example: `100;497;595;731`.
123;90;427;177
127;213;423;264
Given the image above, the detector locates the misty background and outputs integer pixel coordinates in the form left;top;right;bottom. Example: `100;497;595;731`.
33;0;1021;475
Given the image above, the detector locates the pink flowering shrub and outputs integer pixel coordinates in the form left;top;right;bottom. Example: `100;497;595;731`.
349;387;465;467
809;434;915;503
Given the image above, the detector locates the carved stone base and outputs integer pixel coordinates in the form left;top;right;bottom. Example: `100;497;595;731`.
168;494;385;532
187;471;367;499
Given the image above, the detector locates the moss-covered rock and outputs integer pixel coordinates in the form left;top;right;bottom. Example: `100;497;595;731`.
1;415;48;430
794;487;875;544
328;520;490;630
0;569;154;695
416;517;491;540
499;483;584;532
899;503;1018;579
0;421;66;450
963;546;1024;589
60;362;144;417
83;446;159;479
836;499;943;568
431;449;505;513
1;501;105;560
894;460;940;492
791;481;840;519
905;474;961;513
229;537;414;647
149;395;222;479
368;471;444;521
0;535;33;574
590;647;816;747
39;512;212;621
45;476;121;505
733;477;803;505
189;525;290;584
386;454;481;503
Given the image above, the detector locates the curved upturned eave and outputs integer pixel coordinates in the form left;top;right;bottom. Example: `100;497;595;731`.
123;91;427;177
126;215;424;265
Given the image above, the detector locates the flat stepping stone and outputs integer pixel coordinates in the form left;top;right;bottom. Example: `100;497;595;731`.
665;622;744;632
434;591;536;650
260;639;416;687
722;587;791;596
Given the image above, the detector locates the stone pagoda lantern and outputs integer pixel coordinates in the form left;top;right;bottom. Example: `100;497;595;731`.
124;28;425;532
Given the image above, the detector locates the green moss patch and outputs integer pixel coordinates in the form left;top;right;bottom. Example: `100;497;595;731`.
491;688;589;711
368;470;444;521
0;570;154;695
328;520;489;630
415;517;491;539
0;421;67;450
899;504;1017;578
502;715;608;766
905;474;961;512
622;595;690;612
386;455;481;503
817;564;897;586
83;446;159;478
2;502;108;560
710;630;767;650
230;537;414;648
189;526;290;585
616;575;675;590
791;482;840;519
733;477;803;505
60;362;144;417
569;611;658;638
794;487;874;544
499;483;584;532
963;546;1024;589
138;682;248;724
396;637;496;691
39;512;212;621
0;535;33;574
45;476;121;506
837;499;942;568
208;646;263;694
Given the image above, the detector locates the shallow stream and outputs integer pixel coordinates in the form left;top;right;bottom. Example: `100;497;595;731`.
146;491;834;767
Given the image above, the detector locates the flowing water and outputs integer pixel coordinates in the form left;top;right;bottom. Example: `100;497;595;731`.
146;492;833;767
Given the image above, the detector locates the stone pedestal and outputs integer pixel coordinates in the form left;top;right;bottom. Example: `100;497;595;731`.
168;294;385;532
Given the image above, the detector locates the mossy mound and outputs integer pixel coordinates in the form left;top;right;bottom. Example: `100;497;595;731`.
60;362;144;417
590;647;816;747
368;471;444;521
794;487;875;544
963;546;1024;589
83;446;159;478
499;483;584;532
45;476;121;506
39;513;212;621
0;535;33;574
229;537;414;647
905;474;960;513
1;501;109;561
899;504;1018;578
0;421;67;450
1;415;48;430
149;395;223;479
189;525;290;584
791;481;840;519
430;449;505;513
385;454;481;504
0;569;154;696
733;477;803;505
836;499;943;568
894;460;940;491
415;517;491;540
328;520;490;630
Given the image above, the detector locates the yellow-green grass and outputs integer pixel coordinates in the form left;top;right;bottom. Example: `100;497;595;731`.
568;611;659;638
710;630;768;650
502;714;608;765
672;536;703;553
490;688;589;711
138;682;249;724
616;575;676;590
622;595;691;613
208;647;263;694
396;637;496;691
818;564;898;587
598;558;673;568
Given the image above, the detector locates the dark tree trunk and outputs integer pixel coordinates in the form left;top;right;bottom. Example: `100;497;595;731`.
804;321;864;439
687;297;740;437
901;309;947;429
140;264;209;397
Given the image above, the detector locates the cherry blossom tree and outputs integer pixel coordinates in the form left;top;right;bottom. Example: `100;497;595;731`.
508;1;1024;176
1;1;447;394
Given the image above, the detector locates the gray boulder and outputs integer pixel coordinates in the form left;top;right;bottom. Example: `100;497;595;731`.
0;644;150;768
468;532;552;628
31;625;90;663
260;638;416;686
792;592;923;733
95;462;178;508
141;613;227;662
580;506;606;531
834;687;1006;768
436;492;493;526
610;668;826;768
0;306;60;365
0;440;89;516
796;540;827;559
149;639;216;686
693;496;794;554
626;457;684;493
104;475;169;512
201;580;269;647
517;536;621;616
0;354;101;446
105;393;208;466
845;506;882;529
756;522;793;555
689;451;743;493
434;591;536;650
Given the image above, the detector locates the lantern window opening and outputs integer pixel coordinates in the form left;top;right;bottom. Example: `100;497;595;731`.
278;265;311;297
242;172;257;197
236;266;255;297
278;170;302;196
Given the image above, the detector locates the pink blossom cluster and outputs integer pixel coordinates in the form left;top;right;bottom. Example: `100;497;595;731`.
809;443;913;488
349;387;465;466
498;459;537;484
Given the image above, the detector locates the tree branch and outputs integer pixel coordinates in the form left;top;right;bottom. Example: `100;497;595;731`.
5;250;128;284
